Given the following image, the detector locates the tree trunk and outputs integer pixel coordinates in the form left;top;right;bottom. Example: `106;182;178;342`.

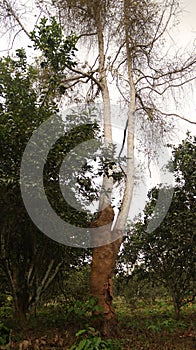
90;205;121;337
13;290;29;326
89;12;121;337
173;299;181;320
90;3;135;337
90;244;118;337
174;303;180;320
10;269;29;326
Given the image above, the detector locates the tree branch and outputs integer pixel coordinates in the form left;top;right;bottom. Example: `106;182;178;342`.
2;0;31;39
77;31;97;40
65;64;102;90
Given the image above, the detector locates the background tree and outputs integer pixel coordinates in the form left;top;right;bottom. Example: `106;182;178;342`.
120;134;195;319
0;44;94;324
114;265;167;307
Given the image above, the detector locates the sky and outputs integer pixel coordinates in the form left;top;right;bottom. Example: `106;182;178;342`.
2;0;194;129
0;0;195;221
164;0;196;137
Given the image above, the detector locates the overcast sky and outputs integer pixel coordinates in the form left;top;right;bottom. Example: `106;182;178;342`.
1;0;195;154
0;0;195;220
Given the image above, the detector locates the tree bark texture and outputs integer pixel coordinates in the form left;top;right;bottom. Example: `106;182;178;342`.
90;205;121;337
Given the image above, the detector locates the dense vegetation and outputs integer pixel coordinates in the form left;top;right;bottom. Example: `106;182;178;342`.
0;278;195;349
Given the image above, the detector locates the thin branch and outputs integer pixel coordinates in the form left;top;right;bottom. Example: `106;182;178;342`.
2;0;31;39
136;92;196;124
35;259;54;302
91;55;99;70
155;109;196;125
138;76;196;96
150;0;174;46
77;31;97;40
65;64;102;90
111;41;126;69
116;58;127;72
116;76;129;103
42;260;63;293
0;29;22;52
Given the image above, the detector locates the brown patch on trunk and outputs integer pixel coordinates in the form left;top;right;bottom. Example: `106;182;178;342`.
90;205;121;337
90;205;115;228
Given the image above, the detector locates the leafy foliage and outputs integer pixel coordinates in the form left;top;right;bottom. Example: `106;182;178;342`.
0;322;10;346
30;16;78;72
0;45;94;323
120;134;196;319
70;327;121;350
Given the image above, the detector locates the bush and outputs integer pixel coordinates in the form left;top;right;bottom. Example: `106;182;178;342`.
0;322;10;346
70;327;122;350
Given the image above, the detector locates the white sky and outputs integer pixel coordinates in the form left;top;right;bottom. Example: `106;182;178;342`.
0;0;195;220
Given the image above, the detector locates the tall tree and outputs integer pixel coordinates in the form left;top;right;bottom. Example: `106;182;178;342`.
1;0;195;335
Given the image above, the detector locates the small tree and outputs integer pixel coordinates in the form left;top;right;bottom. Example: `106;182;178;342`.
121;134;195;319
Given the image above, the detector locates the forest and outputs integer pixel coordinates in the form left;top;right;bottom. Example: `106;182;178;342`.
0;0;195;349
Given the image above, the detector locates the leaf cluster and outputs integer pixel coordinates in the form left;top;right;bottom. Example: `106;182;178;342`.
70;326;120;350
30;16;78;72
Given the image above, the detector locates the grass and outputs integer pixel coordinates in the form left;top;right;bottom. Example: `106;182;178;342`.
116;298;196;349
0;299;195;349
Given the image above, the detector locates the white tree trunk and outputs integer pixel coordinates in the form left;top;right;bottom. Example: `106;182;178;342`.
114;1;136;234
96;17;113;211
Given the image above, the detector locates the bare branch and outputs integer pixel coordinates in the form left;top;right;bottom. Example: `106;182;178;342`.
1;0;31;39
65;64;102;90
155;109;196;125
136;92;196;125
77;31;97;40
116;77;129;103
149;0;176;49
110;41;126;68
138;76;196;96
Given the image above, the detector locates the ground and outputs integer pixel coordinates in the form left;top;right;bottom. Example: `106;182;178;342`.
0;298;195;349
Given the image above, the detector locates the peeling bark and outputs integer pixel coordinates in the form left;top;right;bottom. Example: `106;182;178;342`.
90;245;121;337
90;205;120;337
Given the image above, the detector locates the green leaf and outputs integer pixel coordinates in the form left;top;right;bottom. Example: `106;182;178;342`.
77;339;88;350
76;329;87;337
